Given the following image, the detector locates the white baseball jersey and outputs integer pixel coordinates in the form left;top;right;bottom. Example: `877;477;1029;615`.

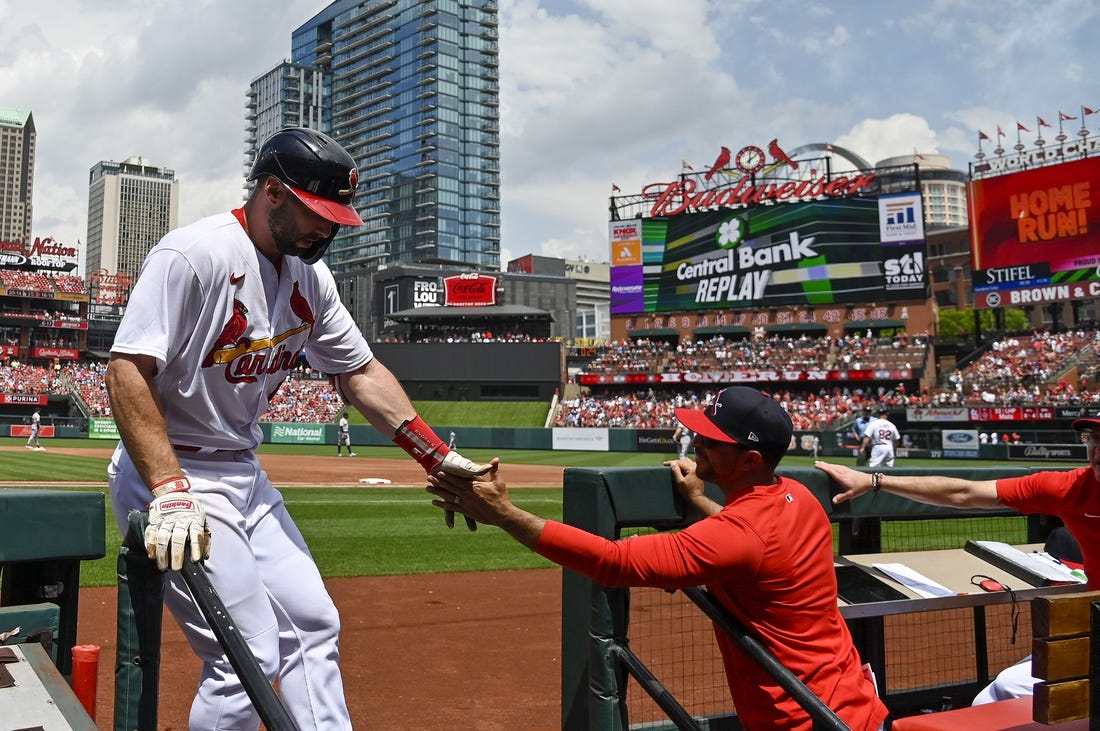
112;211;372;451
109;209;363;729
862;416;900;467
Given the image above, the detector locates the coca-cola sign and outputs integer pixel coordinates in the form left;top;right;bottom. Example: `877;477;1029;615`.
443;273;497;306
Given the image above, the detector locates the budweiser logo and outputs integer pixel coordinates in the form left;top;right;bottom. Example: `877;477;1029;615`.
643;172;877;217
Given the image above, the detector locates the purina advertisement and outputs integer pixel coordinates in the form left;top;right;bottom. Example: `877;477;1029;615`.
609;195;927;315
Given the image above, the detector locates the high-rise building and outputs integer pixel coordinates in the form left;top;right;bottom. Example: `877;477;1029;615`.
85;157;179;278
245;61;328;170
0;108;36;244
876;153;968;228
252;0;501;274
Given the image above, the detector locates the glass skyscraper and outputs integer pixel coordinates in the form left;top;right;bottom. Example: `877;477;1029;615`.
269;0;501;274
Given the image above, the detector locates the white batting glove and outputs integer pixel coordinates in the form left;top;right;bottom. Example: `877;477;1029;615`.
433;451;492;530
145;478;210;571
436;450;493;479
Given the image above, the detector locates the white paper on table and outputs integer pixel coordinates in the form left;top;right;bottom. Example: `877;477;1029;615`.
871;563;956;598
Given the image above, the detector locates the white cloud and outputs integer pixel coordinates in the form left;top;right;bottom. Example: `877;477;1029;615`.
836;114;939;167
4;0;1100;270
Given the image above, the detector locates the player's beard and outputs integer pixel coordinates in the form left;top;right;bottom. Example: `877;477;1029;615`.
268;202;319;260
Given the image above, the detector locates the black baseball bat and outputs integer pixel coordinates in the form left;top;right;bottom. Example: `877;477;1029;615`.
180;555;300;731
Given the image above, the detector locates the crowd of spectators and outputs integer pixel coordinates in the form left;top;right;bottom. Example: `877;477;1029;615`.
2;325;1098;426
583;332;930;376
554;385;899;432
0;270;54;293
944;329;1100;400
0;363;62;394
260;372;344;423
49;275;89;295
65;362;110;416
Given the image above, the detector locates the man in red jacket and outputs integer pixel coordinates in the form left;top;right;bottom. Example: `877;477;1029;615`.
427;387;887;731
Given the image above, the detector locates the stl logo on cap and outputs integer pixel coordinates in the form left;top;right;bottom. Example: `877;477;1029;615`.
341;168;359;198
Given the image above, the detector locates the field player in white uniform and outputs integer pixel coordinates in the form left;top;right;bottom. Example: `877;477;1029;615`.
105;128;489;731
861;406;901;468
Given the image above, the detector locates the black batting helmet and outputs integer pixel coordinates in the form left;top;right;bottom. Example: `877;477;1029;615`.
249;127;364;264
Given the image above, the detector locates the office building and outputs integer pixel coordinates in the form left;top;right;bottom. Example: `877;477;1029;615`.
251;0;501;275
508;254;611;341
0;108;35;244
245;61;328;169
85;157;179;278
877;153;968;228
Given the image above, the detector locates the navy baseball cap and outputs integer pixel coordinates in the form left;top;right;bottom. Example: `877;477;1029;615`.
1071;417;1100;432
674;387;793;456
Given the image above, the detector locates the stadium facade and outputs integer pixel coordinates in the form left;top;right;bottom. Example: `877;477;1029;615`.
247;0;502;275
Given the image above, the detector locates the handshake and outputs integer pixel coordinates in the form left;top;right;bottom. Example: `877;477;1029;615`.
432;450;493;530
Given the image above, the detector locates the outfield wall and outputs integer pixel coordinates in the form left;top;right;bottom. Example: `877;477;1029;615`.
25;417;1091;463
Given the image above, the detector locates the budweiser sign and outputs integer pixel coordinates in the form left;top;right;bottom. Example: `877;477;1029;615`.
643;172;876;217
443;273;497;306
639;140;877;217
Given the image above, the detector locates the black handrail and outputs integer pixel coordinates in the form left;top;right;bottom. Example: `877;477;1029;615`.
682;586;851;731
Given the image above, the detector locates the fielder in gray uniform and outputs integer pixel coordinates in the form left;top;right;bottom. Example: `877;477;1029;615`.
105;128;488;731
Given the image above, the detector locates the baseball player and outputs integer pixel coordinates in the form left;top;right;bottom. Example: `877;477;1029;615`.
672;421;693;460
850;407;872;466
336;411;355;456
104;127;489;731
861;406;900;468
25;407;43;450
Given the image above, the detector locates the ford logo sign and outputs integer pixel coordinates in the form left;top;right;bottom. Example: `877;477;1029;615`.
947;432;974;443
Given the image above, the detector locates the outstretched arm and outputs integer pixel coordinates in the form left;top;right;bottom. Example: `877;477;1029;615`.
426;459;545;548
814;460;1002;509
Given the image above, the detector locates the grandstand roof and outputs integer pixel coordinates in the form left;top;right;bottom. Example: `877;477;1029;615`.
387;304;554;321
844;319;906;330
693;326;751;336
765;323;828;333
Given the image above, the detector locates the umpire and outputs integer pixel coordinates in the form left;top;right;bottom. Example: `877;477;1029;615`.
851;407;873;466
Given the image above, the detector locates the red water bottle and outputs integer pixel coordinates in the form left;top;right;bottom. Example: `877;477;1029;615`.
71;644;100;721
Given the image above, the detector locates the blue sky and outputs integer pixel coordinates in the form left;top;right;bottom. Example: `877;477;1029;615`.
2;0;1098;271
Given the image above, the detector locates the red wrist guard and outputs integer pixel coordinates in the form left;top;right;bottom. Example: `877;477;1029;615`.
392;415;449;473
150;476;191;498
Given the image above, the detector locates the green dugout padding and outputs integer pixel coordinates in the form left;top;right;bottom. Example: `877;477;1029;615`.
559;464;1071;731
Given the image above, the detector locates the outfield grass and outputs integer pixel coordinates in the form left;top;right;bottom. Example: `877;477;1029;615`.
2;437;1082;588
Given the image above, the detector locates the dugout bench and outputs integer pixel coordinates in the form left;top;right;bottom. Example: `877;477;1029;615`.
891;590;1100;730
559;465;1072;731
0;488;105;728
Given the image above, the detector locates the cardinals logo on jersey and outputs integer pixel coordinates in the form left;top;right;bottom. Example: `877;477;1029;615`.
203;300;249;368
203;282;317;383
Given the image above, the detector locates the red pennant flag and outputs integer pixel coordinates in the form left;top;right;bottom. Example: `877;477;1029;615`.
1038;117;1051;128
681;160;695;171
978;130;990;141
996;125;1005;138
1017;121;1029;132
1060;111;1077;121
611;184;621;193
1085;106;1098;116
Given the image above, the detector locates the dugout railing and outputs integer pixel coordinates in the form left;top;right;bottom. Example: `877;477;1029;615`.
560;465;1062;730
